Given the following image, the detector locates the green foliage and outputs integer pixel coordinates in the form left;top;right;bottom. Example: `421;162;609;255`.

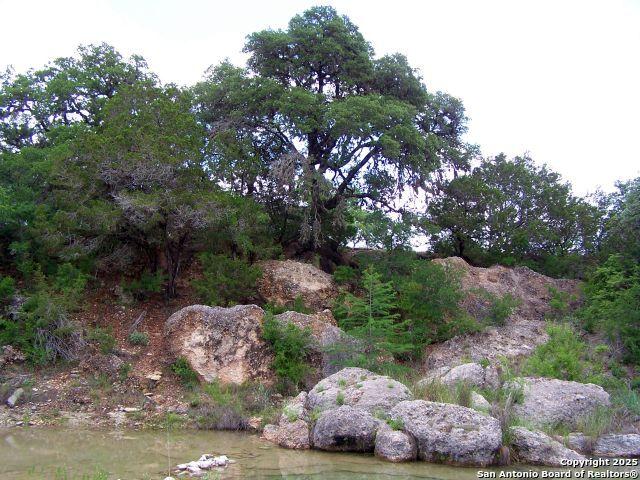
171;357;199;389
386;417;404;431
547;286;574;319
122;271;166;300
192;380;278;431
333;265;358;285
425;154;601;277
0;266;87;363
581;254;640;365
127;331;149;346
0;275;15;303
355;251;472;355
194;6;474;249
192;253;261;307
336;391;345;405
334;265;410;370
87;326;116;355
411;379;473;408
261;313;312;391
472;290;520;327
118;362;132;381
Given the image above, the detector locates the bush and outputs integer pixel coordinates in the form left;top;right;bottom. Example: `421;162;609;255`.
0;267;87;363
122;271;166;300
192;380;278;430
171;357;199;389
581;255;640;365
128;331;149;346
472;289;520;327
261;312;312;391
334;266;411;370
87;326;116;354
192;253;261;307
333;265;358;286
0;275;15;304
354;251;471;355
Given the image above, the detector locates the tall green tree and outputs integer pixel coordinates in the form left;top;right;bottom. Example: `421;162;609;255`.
425;154;600;276
0;43;151;152
335;266;410;369
193;6;475;253
46;82;235;296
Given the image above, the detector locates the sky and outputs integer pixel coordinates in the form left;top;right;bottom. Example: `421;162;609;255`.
1;0;639;195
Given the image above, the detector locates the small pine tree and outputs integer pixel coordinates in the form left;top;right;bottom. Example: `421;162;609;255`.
335;266;410;369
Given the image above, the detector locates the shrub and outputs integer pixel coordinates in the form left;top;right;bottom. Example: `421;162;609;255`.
122;270;166;300
547;286;575;320
523;324;588;381
87;326;116;354
334;266;410;369
0;267;87;363
118;362;132;381
333;265;358;285
128;331;149;346
261;313;312;391
356;251;471;356
581;255;640;365
192;253;261;307
472;289;520;327
171;357;199;388
0;275;15;304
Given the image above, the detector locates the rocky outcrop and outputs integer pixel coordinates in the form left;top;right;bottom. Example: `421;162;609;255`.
262;392;311;449
420;362;500;390
312;405;378;452
566;433;640;457
165;304;274;384
164;304;350;385
307;367;412;414
374;424;417;462
509;427;585;467
258;260;338;312
425;257;580;369
511;377;610;429
390;400;502;466
263;368;412;457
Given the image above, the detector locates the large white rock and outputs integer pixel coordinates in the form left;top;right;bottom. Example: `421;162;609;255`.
509;427;585;467
511;377;610;429
390;400;502;466
311;405;377;452
307;367;412;414
165;304;274;384
258;260;338;312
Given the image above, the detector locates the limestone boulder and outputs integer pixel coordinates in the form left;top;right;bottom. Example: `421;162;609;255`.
566;433;640;457
258;260;338;312
421;362;500;390
509;427;585;467
164;304;273;384
390;400;502;466
311;405;377;452
374;423;417;462
511;377;610;429
307;367;412;414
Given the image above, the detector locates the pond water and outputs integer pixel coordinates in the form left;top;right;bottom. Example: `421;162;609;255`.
0;428;631;480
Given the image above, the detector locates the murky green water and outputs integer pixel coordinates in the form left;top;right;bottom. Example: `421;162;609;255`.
0;428;629;480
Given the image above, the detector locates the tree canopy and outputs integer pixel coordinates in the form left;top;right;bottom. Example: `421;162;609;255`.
193;6;475;251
